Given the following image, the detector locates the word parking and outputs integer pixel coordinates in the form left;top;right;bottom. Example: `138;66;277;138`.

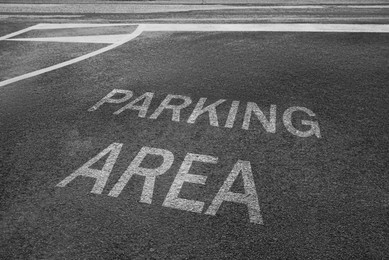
57;143;263;224
88;89;322;138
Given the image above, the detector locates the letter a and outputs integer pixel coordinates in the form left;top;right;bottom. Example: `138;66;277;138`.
108;146;174;204
205;160;263;224
56;143;123;194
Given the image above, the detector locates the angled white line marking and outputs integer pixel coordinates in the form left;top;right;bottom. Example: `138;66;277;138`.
1;23;388;88
0;24;39;41
8;34;131;44
0;25;145;88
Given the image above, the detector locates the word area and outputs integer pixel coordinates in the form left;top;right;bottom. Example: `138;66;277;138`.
57;143;263;224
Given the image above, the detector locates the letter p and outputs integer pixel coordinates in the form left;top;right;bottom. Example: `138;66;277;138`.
88;89;133;112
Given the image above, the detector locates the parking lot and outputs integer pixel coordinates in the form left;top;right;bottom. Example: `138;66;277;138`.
0;3;388;259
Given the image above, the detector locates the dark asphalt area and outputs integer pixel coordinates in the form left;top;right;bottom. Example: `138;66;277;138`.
1;7;389;24
0;20;388;259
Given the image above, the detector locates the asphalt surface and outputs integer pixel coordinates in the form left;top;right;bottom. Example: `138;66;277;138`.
1;0;388;4
0;10;389;260
1;5;388;24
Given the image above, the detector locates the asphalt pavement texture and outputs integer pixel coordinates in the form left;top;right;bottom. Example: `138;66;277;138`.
1;5;388;24
0;10;389;260
0;0;388;4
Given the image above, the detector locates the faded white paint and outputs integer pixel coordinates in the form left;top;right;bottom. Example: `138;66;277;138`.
0;24;145;88
56;142;123;194
34;23;136;30
187;98;226;127
163;153;218;213
283;106;321;138
149;94;192;122
224;101;240;128
108;147;174;204
114;92;154;117
205;160;263;225
57;144;265;224
142;23;389;33
8;34;132;44
0;24;39;41
90;89;322;138
242;103;276;133
88;89;134;112
1;23;389;88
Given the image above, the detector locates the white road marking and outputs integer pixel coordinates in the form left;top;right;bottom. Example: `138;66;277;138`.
205;160;263;225
0;15;84;19
142;23;389;33
88;89;134;112
243;103;276;133
111;17;389;22
187;98;226;127
91;89;323;139
149;94;192;122
57;143;264;224
283;106;322;138
0;24;145;88
109;147;174;203
34;23;137;30
114;92;154;117
347;5;389;8
0;24;39;41
1;23;388;88
56;142;123;194
224;101;240;128
163;153;218;213
8;34;132;44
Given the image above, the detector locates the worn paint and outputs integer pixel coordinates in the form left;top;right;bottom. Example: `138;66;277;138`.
163;153;218;213
205;160;263;224
108;146;174;204
56;143;123;194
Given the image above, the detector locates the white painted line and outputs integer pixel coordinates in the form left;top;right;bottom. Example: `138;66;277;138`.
29;23;389;33
112;17;389;22
34;23;136;30
142;23;389;33
0;15;84;18
8;34;132;44
0;24;145;88
1;23;388;88
347;5;389;8
0;24;39;41
246;5;389;9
